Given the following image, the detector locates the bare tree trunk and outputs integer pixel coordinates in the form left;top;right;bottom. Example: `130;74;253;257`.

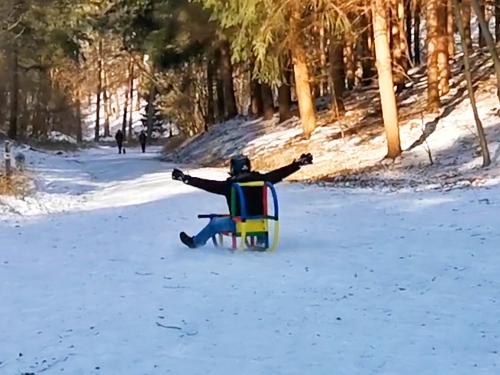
278;84;292;122
453;0;490;166
462;0;472;51
128;63;134;141
360;12;375;80
219;40;238;119
206;56;215;127
471;0;500;102
478;3;486;47
76;90;83;143
146;84;155;142
372;0;402;158
291;45;317;137
261;83;274;120
345;35;355;89
427;0;441;112
438;0;450;95
94;38;102;142
122;59;132;139
319;25;328;96
18;90;28;140
145;59;156;142
496;0;500;43
103;74;111;138
249;80;263;117
447;0;455;56
398;0;409;78
215;50;225;122
278;66;292;123
290;6;316;138
8;47;19;140
391;0;408;90
329;37;346;117
414;0;422;64
405;0;412;62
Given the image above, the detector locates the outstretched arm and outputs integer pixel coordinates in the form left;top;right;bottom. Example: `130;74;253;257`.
262;153;313;184
172;168;226;195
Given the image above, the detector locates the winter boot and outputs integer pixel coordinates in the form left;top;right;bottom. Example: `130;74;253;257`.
180;232;196;249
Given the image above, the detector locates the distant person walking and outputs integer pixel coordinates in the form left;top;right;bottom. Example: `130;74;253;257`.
115;129;124;154
139;130;147;153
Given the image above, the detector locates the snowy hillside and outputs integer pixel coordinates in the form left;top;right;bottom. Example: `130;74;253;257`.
1;147;500;374
167;53;500;191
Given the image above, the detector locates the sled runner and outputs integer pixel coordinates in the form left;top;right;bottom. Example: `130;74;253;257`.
198;181;280;251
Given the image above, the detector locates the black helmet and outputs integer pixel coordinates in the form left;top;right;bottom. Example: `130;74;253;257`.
230;155;251;176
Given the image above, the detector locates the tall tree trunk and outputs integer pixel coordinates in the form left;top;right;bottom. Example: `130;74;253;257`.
0;88;6;129
471;0;500;102
219;40;237;119
122;59;132;139
128;63;134;141
453;0;490;166
17;90;26;140
261;83;274;120
103;74;111;138
145;60;156;142
462;0;472;52
360;12;375;80
478;3;486;47
496;0;500;43
146;84;155;142
447;0;455;56
398;0;409;79
391;0;407;90
278;67;292;123
249;80;263;117
427;0;441;112
405;0;412;62
319;25;328;96
345;35;355;89
291;47;316;137
215;49;225;122
94;38;103;142
206;56;215;127
290;6;317;138
8;47;19;140
414;0;422;64
329;37;346;117
32;83;43;137
76;90;83;143
372;0;402;158
437;0;450;96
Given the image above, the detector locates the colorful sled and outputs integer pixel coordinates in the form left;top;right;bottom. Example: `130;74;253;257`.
198;181;280;251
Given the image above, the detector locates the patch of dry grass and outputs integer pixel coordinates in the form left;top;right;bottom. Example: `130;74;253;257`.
162;135;189;155
0;172;32;196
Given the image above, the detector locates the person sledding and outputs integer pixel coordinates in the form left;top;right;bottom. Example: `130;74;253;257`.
171;153;313;248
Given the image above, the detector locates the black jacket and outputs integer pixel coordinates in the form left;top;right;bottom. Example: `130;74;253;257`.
115;131;124;143
185;161;300;216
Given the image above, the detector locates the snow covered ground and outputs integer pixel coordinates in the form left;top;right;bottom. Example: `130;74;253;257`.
1;147;500;374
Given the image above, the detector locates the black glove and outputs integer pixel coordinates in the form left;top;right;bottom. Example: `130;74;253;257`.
296;153;313;166
172;168;190;183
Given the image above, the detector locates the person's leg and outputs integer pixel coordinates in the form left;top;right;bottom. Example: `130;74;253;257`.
118;144;122;154
193;217;235;247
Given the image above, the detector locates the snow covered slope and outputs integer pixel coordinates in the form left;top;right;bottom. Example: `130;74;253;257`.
167;55;500;190
1;148;499;374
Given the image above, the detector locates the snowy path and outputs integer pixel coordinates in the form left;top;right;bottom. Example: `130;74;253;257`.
1;148;500;374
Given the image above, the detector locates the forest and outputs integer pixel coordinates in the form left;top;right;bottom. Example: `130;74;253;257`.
1;0;499;170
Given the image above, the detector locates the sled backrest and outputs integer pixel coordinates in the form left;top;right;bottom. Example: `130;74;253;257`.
229;181;279;221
